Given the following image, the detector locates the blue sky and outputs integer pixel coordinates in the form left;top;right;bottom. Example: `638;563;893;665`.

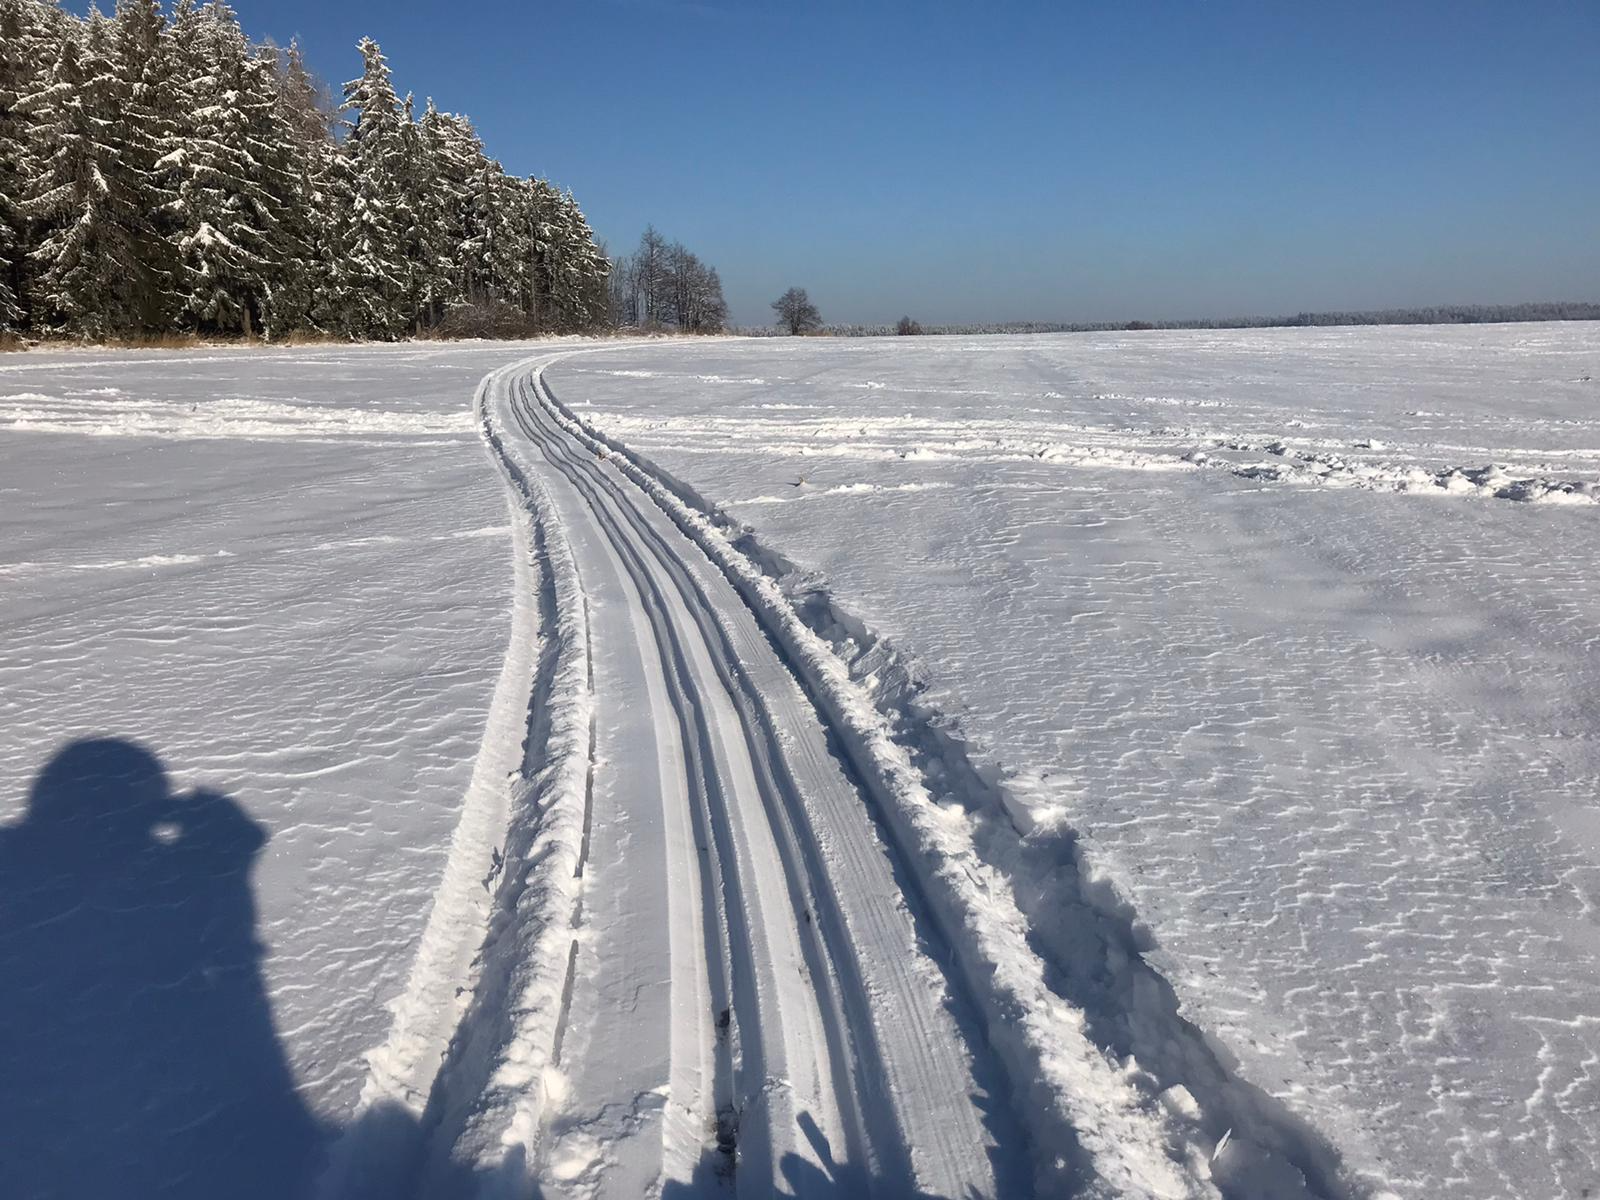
78;0;1600;326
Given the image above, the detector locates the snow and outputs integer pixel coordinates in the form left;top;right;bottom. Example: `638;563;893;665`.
0;340;564;1198
547;322;1600;1200
467;360;1036;1197
4;325;1598;1199
526;363;1211;1197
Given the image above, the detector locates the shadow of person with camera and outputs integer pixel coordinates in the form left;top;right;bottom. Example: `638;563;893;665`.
0;738;328;1199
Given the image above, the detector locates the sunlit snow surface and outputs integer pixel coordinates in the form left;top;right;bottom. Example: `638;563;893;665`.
549;324;1600;1200
0;341;558;1193
5;328;1598;1198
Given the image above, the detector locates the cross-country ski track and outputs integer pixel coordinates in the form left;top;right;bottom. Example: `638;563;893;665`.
322;348;1361;1200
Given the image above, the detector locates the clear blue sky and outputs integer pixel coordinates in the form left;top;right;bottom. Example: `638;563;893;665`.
78;0;1600;326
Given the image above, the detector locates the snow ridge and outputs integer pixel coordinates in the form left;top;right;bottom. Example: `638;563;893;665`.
538;366;1370;1200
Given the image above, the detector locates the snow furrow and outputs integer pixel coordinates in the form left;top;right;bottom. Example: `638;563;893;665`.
316;361;582;1200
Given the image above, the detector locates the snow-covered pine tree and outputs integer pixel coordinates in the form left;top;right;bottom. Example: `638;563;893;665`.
18;14;145;336
394;92;440;334
557;187;611;329
109;0;181;330
0;0;45;331
275;39;333;147
493;171;534;315
526;179;609;331
430;107;491;315
5;5;618;340
522;176;556;327
162;0;207;87
460;143;537;315
411;100;472;329
242;49;310;338
307;139;361;335
459;149;501;307
334;38;411;339
262;39;332;335
162;3;283;336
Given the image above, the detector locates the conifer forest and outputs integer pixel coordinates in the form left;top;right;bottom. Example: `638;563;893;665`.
0;0;615;341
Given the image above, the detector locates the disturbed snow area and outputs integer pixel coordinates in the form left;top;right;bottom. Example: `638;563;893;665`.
549;323;1600;1200
0;341;561;1194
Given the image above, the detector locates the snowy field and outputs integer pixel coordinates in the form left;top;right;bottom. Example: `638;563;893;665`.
548;323;1600;1200
0;341;556;1196
2;325;1597;1200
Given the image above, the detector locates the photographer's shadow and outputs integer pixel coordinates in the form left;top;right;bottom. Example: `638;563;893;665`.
0;738;328;1199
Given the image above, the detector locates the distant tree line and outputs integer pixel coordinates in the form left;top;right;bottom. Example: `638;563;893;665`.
737;301;1600;338
0;0;611;343
607;225;727;332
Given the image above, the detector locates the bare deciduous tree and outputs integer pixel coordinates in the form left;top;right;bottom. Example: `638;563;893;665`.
772;287;821;335
609;227;727;332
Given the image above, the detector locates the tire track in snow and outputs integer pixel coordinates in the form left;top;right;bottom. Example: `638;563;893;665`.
327;350;1013;1197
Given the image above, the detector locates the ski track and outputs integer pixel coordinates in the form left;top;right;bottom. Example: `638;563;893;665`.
318;348;1383;1200
490;359;1017;1198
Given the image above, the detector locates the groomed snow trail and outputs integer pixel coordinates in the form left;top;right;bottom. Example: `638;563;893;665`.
340;350;1037;1200
328;348;1354;1199
499;362;1014;1198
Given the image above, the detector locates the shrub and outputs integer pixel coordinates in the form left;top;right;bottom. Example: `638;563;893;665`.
426;301;542;341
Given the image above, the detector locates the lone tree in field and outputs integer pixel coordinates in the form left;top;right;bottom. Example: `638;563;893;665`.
772;287;821;335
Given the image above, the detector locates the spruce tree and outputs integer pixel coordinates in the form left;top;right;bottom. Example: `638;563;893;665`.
460;149;503;306
0;0;40;331
109;0;180;329
412;100;471;328
19;17;146;336
263;39;331;335
163;7;286;336
3;6;618;341
429;107;488;312
549;187;609;329
335;38;409;338
394;92;435;333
